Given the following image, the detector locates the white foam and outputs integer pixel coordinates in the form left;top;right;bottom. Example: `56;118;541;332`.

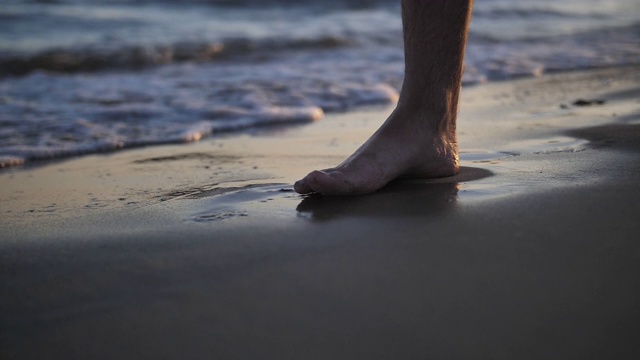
0;155;25;168
181;105;324;141
1;0;639;167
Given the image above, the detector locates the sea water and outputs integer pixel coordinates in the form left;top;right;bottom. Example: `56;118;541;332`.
1;0;638;167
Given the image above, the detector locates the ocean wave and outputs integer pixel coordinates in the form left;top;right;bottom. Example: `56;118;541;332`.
0;105;325;167
472;7;604;20
16;0;396;8
2;0;639;168
0;36;353;77
0;64;402;168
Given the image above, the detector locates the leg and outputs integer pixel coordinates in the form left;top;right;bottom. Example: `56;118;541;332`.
295;0;474;195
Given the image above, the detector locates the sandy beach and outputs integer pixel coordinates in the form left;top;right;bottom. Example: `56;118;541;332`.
2;66;640;359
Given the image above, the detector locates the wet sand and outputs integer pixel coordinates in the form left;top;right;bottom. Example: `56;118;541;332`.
1;66;640;359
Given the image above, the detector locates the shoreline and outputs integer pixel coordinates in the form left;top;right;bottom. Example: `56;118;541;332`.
2;65;640;358
2;65;639;234
1;63;638;171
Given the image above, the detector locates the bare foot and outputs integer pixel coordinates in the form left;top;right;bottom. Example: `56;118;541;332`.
294;107;459;195
293;0;473;195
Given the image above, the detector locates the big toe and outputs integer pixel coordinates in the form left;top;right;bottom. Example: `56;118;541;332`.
295;170;334;195
305;170;357;196
294;177;314;194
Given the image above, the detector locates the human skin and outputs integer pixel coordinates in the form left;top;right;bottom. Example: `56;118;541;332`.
294;0;474;195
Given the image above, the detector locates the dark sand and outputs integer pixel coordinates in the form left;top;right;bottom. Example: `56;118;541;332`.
1;66;640;359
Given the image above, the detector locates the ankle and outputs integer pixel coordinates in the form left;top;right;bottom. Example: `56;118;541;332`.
388;105;457;144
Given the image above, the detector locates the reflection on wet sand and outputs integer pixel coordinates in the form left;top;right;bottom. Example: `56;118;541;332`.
296;167;493;221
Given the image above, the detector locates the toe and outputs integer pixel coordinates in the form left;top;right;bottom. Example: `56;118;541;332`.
306;170;354;196
294;178;314;194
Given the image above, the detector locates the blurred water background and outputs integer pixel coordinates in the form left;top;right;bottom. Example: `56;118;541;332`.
1;0;639;166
